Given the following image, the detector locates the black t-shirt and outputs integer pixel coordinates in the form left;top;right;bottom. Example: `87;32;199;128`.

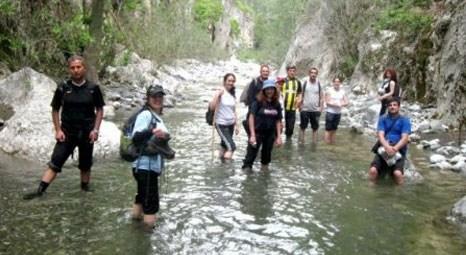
50;80;105;133
250;100;282;131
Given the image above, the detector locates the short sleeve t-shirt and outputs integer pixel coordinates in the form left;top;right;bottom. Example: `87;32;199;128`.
50;80;105;132
250;101;283;131
377;115;411;155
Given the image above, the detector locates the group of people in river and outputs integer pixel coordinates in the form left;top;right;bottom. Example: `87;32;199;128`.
209;64;350;171
21;56;411;229
209;64;411;186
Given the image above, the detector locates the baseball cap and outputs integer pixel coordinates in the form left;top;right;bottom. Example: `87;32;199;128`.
147;85;166;97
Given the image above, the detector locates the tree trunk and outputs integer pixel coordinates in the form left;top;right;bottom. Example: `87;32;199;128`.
84;0;105;83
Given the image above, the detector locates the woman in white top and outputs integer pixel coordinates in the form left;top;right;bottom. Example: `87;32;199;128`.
324;77;349;144
209;73;239;160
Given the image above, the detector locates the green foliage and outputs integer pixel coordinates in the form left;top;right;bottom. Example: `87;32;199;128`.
122;0;142;11
230;19;240;38
376;8;433;35
51;14;92;55
193;0;224;28
238;0;308;64
375;0;433;40
124;1;227;63
0;0;16;16
340;54;358;79
235;0;254;15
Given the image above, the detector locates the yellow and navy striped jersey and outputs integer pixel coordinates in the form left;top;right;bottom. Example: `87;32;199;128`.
282;78;302;111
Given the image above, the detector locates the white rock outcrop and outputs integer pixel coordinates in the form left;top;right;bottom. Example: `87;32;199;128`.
0;68;120;162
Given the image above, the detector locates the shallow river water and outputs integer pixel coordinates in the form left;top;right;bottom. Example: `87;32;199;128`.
1;83;465;255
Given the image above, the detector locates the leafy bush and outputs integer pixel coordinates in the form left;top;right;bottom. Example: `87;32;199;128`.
238;0;308;65
193;0;223;28
376;7;433;36
375;0;433;41
125;1;227;63
230;19;240;38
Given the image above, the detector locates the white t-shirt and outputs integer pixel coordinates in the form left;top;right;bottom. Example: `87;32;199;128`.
325;87;346;114
215;92;236;125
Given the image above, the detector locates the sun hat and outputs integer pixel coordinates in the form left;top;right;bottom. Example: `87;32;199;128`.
262;79;276;90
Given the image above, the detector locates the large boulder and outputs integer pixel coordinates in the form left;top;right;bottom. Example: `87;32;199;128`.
0;68;120;163
449;195;466;226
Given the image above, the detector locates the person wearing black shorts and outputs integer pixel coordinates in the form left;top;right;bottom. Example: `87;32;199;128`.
298;67;323;143
23;55;105;199
324;77;348;144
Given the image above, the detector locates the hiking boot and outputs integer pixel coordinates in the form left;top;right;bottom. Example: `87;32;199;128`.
145;134;176;159
23;191;44;200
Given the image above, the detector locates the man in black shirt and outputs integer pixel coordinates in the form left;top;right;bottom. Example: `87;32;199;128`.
24;56;105;200
244;64;270;108
241;64;269;136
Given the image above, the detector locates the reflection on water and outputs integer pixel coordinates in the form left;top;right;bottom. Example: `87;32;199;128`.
1;83;466;254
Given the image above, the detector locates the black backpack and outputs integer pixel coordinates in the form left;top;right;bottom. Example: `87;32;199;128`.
205;106;215;125
119;106;158;162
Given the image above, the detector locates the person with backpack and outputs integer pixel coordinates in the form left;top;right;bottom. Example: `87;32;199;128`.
242;79;283;171
282;65;302;139
298;67;323;144
209;73;238;160
369;97;411;185
23;55;105;200
378;68;401;115
324;77;349;144
241;64;270;109
240;64;270;136
131;85;170;228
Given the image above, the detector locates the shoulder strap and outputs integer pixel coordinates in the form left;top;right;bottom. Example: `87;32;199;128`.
302;81;307;100
383;117;400;137
59;80;71;106
318;81;321;106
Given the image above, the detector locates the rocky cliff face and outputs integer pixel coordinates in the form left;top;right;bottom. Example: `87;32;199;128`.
214;0;254;52
278;1;336;78
282;0;465;125
428;0;465;123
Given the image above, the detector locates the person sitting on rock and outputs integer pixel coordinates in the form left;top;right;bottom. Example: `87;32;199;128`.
369;97;411;185
23;55;105;199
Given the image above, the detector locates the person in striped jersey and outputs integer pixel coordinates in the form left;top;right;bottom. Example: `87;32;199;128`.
281;65;302;139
